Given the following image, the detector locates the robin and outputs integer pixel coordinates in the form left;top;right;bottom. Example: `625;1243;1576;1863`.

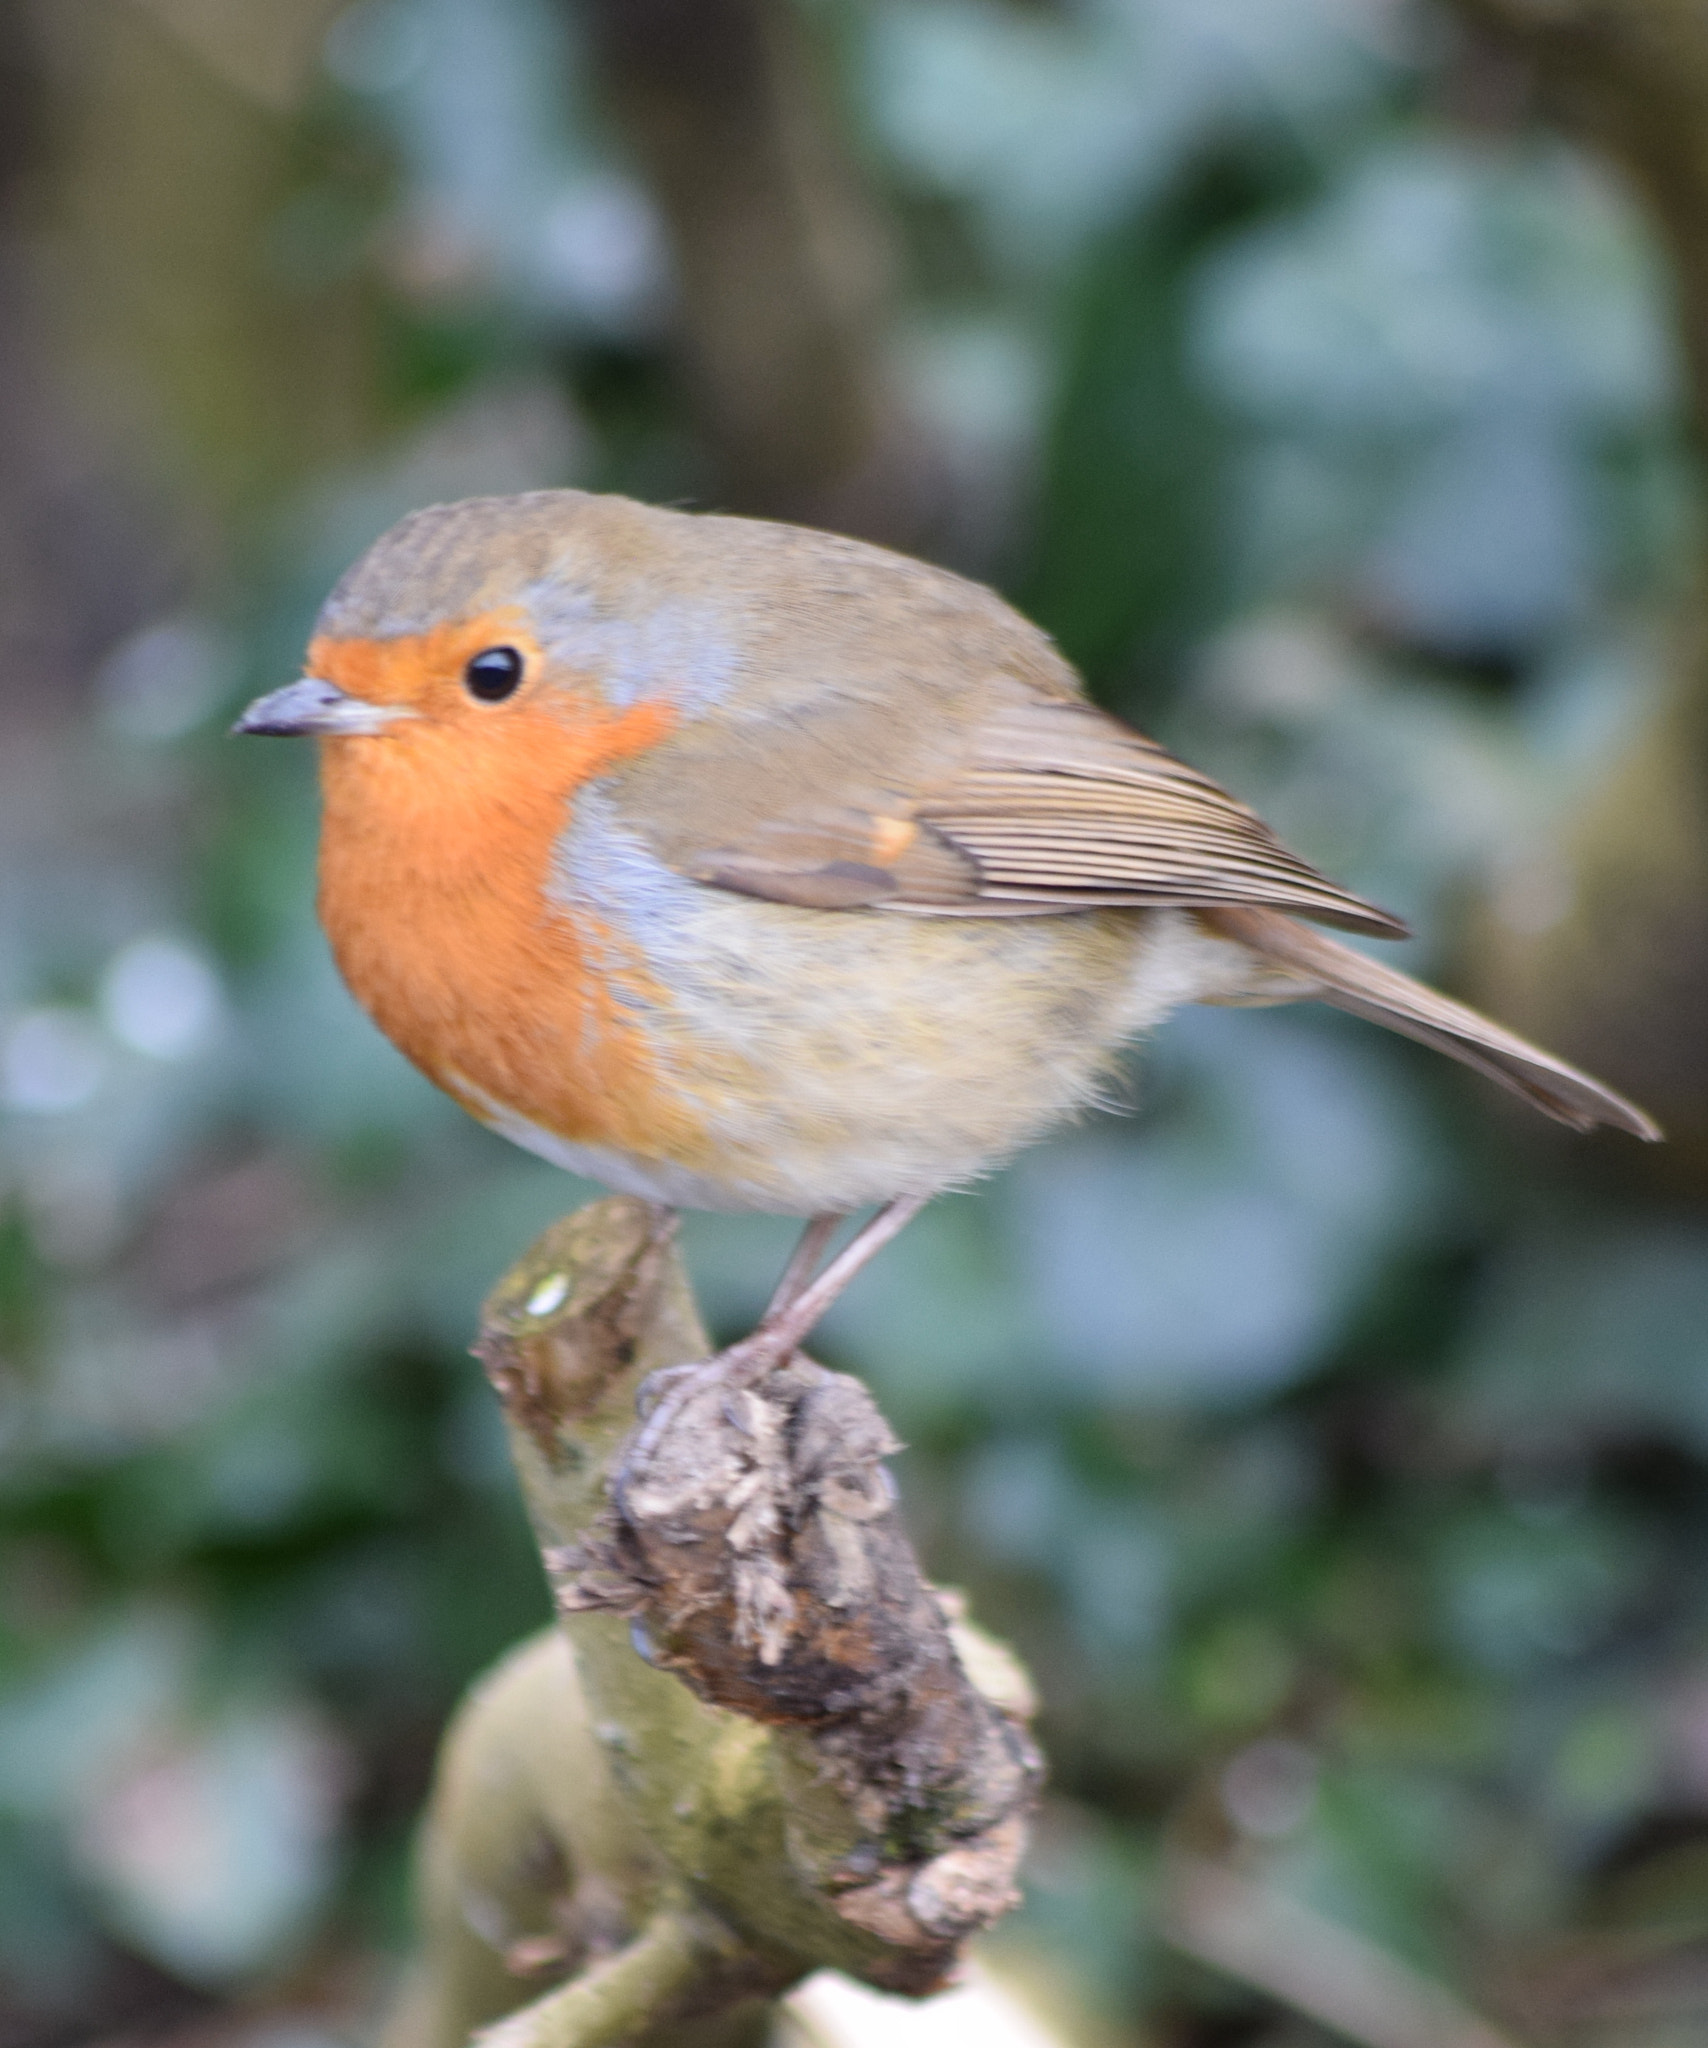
235;489;1657;1392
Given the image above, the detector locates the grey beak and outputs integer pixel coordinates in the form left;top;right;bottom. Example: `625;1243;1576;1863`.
232;676;406;737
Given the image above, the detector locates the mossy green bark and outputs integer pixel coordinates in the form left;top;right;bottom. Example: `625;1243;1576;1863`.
384;1199;1036;2048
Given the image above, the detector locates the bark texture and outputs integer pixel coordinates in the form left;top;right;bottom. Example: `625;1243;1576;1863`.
384;1197;1039;2048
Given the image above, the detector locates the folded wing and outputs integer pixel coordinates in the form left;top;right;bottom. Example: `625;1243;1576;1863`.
689;697;1406;939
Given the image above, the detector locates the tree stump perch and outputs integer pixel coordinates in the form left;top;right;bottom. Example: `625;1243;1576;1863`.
382;1197;1041;2048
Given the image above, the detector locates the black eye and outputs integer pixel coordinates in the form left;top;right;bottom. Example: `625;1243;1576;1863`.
464;645;525;702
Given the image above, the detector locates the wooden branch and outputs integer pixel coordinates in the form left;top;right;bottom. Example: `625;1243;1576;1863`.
1439;0;1708;1170
1164;1852;1526;2048
384;1197;1040;2048
1446;0;1708;443
579;0;953;549
475;1906;746;2048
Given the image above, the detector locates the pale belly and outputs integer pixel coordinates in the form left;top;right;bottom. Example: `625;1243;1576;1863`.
514;797;1254;1214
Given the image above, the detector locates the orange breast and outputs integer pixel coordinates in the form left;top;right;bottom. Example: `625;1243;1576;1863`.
309;629;707;1165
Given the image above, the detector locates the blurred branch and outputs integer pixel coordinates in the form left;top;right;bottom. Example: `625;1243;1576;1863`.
122;0;345;112
1164;1852;1527;2048
35;0;381;517
0;1;188;724
0;0;42;200
1442;0;1708;1166
1466;614;1708;1167
1446;0;1708;445
580;0;952;549
384;1197;1041;2048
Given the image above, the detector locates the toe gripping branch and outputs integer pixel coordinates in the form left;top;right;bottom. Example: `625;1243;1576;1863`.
420;1197;1040;2048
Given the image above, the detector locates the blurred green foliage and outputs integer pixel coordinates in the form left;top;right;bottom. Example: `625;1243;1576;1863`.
0;1;1704;2042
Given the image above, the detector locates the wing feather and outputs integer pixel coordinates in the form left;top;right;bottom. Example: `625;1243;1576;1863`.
681;694;1404;938
905;700;1404;935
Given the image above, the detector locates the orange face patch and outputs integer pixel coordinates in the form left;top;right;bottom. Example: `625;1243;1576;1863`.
308;610;541;715
308;613;701;1165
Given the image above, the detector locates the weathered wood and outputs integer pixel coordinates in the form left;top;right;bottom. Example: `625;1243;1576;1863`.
385;1197;1038;2048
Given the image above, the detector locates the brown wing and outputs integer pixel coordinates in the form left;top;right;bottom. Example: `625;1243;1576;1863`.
682;696;1406;939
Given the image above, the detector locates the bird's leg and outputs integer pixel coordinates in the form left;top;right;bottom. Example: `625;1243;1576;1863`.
743;1193;927;1370
760;1212;845;1323
619;1195;929;1493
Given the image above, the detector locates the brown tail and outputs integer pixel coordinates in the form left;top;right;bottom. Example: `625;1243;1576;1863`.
1204;906;1661;1141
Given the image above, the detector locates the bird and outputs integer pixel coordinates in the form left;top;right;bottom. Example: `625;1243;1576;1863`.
235;488;1658;1408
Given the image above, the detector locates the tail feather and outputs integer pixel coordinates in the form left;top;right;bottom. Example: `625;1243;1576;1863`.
1204;906;1661;1142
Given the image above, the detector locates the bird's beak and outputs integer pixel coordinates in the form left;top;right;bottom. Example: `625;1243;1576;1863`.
231;676;409;737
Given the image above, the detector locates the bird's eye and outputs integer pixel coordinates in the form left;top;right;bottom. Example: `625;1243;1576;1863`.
463;645;525;702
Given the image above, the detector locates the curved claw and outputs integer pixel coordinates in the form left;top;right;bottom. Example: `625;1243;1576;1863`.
634;1360;700;1420
613;1335;799;1508
610;1195;929;1513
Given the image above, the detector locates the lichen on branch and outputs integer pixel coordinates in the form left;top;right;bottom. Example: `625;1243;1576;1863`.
384;1197;1039;2048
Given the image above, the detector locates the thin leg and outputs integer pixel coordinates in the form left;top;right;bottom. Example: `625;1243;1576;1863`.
762;1213;844;1323
751;1193;928;1364
617;1193;931;1496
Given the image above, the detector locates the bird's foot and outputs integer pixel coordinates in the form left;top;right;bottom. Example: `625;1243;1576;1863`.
611;1193;929;1510
617;1322;800;1505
